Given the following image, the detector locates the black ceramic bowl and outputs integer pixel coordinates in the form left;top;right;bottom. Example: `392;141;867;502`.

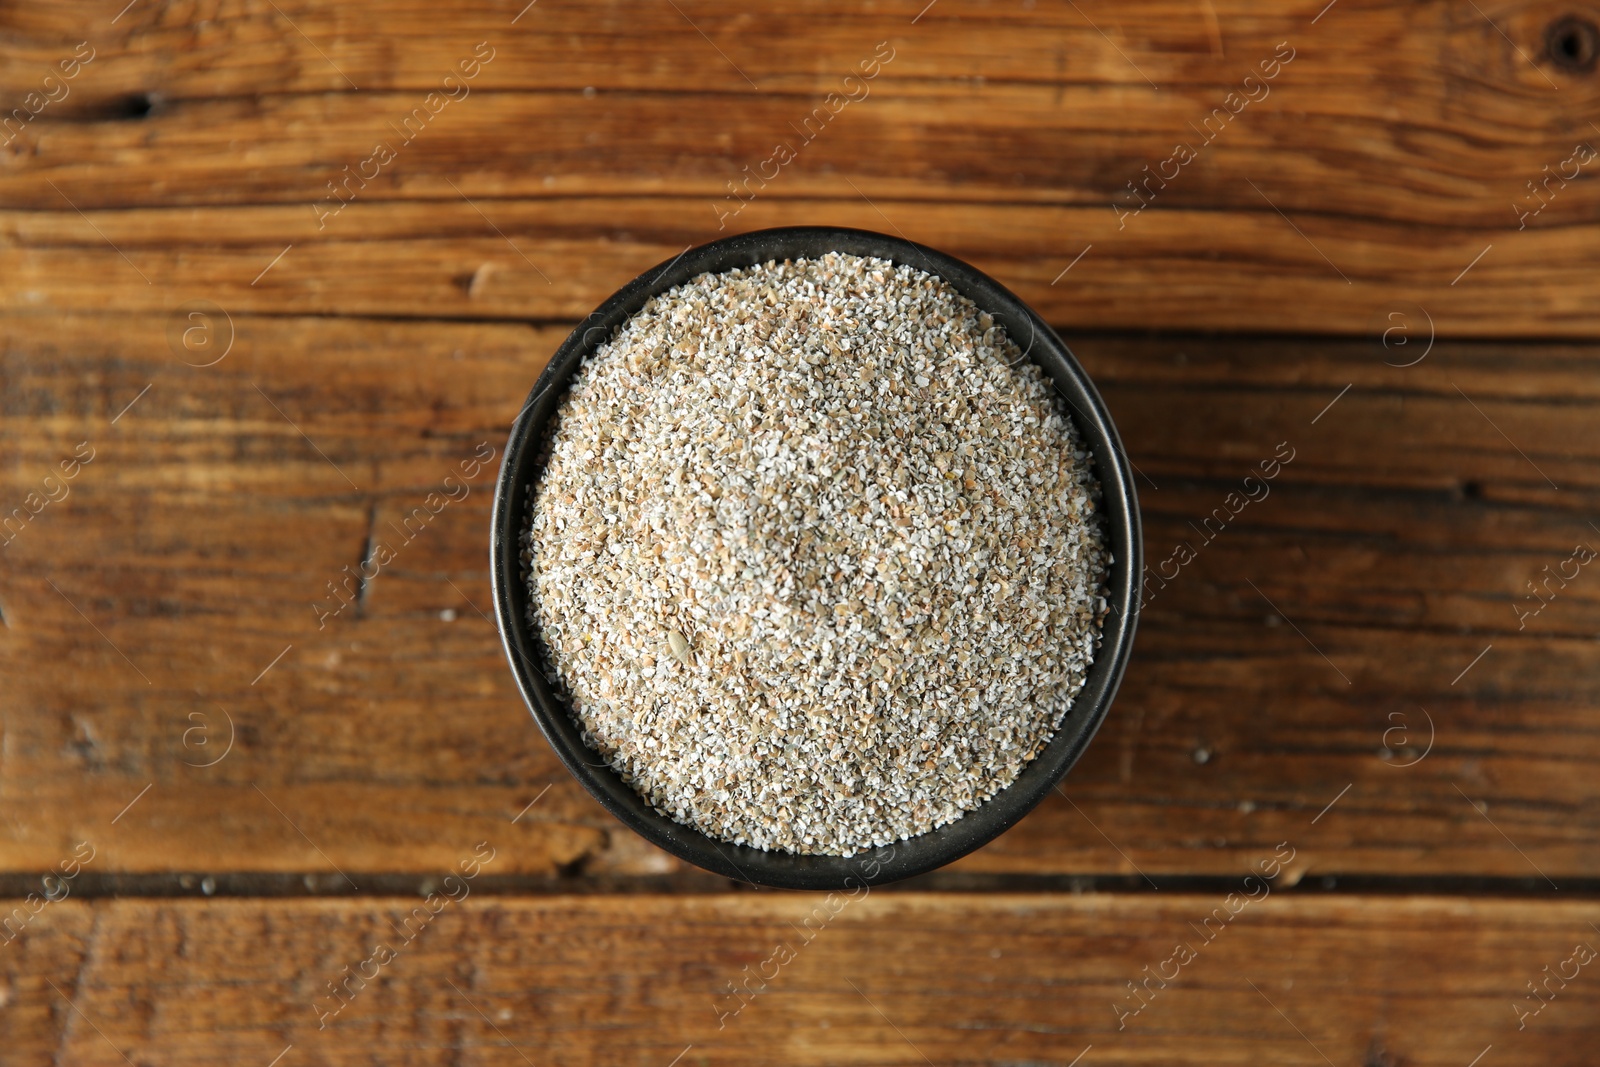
491;226;1140;889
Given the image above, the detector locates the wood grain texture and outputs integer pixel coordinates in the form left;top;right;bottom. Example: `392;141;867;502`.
11;198;1600;337
5;893;1600;1066
2;313;1596;881
4;2;1600;1060
1;1;1599;333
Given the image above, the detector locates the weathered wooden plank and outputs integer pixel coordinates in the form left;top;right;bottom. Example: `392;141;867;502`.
1;0;1594;219
9;195;1600;335
10;80;1582;219
2;313;1596;880
1;1;1598;333
5;894;1598;1065
4;586;1597;880
5;197;1600;335
2;0;1466;99
10;315;1600;494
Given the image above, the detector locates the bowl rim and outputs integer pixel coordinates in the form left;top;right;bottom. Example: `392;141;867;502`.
490;225;1142;889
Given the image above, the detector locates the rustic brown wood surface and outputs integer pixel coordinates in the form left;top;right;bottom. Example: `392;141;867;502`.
7;894;1600;1067
4;316;1596;882
0;1;1599;333
2;0;1598;1062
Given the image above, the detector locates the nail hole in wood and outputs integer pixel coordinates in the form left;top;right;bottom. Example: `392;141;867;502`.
113;92;156;119
1547;15;1599;73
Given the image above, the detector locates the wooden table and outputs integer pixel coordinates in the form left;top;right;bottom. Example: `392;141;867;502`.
3;1;1598;1063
